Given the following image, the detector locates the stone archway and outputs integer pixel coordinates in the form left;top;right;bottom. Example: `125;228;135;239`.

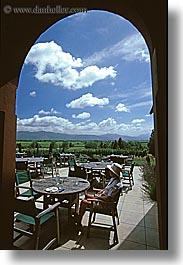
0;0;167;249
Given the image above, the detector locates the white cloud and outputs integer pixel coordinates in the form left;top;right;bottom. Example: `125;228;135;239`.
132;119;145;124
25;41;116;90
29;91;36;97
38;108;59;115
98;118;117;132
17;114;152;136
72;112;91;119
129;101;152;108
17;115;74;132
84;33;150;66
115;103;130;112
66;93;109;109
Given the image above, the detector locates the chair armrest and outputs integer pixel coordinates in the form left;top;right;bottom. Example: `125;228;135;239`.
36;202;60;219
16;196;35;201
122;169;130;173
87;198;99;202
93;188;102;192
87;198;115;205
15;185;32;190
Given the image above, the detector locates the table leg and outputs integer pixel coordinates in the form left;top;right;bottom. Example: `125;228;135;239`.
75;193;79;214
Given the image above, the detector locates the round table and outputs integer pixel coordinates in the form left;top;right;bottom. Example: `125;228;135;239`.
32;177;90;214
80;161;113;171
16;157;45;163
32;176;90;196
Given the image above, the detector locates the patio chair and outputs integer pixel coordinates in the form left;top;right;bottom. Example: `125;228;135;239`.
125;157;133;167
87;183;123;245
15;170;42;200
42;158;55;177
68;157;76;168
122;162;135;189
44;192;78;224
13;196;60;250
68;164;87;179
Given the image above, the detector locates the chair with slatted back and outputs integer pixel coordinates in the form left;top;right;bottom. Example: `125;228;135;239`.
122;162;135;189
68;157;76;168
13;196;60;250
15;170;41;200
42;158;55;177
87;183;123;245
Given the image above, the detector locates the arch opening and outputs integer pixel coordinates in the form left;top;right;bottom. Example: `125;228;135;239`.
0;1;167;250
16;10;154;143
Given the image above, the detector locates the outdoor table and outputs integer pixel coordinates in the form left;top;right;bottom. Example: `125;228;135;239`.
16;157;45;174
16;152;27;158
80;161;113;171
79;162;113;187
32;176;90;213
108;154;128;164
16;157;44;163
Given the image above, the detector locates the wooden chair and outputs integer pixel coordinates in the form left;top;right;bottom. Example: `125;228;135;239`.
44;193;78;224
16;161;28;171
13;196;60;250
68;164;87;179
87;184;123;245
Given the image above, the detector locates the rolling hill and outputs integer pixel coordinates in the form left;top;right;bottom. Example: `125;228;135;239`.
16;131;150;141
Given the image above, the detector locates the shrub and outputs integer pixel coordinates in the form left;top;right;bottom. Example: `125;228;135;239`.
140;158;157;201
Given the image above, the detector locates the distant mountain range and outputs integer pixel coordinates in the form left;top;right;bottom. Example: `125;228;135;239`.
16;131;150;141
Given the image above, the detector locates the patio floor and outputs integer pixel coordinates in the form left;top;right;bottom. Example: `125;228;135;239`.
14;166;160;250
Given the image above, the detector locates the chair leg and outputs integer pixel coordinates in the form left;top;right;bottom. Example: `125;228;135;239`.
112;215;118;244
116;211;120;225
87;211;93;237
92;212;96;223
55;208;60;245
34;221;41;250
131;174;134;185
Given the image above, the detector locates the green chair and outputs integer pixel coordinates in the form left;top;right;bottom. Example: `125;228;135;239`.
68;158;76;168
15;170;41;200
122;162;135;189
13;196;60;250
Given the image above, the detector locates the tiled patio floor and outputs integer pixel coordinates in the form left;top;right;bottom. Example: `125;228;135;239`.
14;166;159;250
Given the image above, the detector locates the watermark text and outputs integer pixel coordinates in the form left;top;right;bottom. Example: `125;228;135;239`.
3;5;87;15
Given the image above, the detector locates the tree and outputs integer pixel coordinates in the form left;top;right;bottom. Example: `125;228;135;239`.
30;141;36;149
62;141;68;148
148;129;155;156
17;143;22;152
49;141;55;154
118;137;126;149
35;142;40;155
113;140;118;149
118;137;122;149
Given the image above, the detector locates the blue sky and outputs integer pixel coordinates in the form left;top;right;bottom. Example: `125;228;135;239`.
16;10;153;137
